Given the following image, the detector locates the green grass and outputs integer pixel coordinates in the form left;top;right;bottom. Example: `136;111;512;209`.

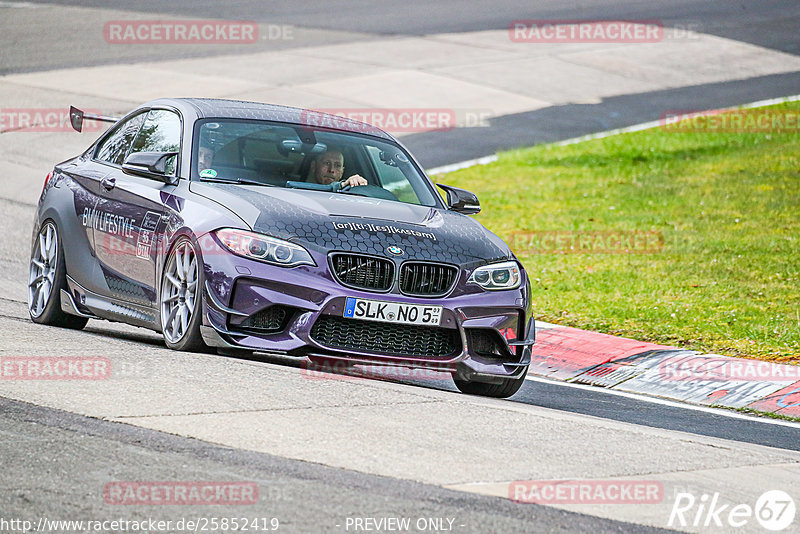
729;406;800;423
441;102;800;363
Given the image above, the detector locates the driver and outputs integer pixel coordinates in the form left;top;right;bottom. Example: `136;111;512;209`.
198;145;215;171
307;150;368;188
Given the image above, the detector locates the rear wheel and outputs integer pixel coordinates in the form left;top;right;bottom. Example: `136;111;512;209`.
453;369;528;398
160;237;206;352
28;220;88;329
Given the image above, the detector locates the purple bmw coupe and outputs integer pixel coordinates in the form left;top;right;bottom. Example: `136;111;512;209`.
28;98;534;397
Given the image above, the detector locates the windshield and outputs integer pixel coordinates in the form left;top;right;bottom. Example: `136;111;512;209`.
192;119;440;207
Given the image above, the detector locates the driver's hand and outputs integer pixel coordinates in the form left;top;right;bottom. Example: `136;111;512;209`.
342;175;368;187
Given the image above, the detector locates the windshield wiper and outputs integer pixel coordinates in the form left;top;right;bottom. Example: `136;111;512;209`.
285;180;335;192
200;177;274;187
285;180;397;201
284;181;354;193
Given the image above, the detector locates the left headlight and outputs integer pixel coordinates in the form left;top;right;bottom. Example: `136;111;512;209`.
468;260;521;290
214;228;315;267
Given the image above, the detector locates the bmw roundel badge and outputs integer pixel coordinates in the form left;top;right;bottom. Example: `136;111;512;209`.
387;245;404;256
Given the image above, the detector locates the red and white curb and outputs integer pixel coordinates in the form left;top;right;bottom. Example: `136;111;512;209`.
530;321;800;419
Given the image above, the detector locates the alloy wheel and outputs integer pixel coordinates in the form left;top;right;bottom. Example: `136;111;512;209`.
28;222;58;318
161;239;199;343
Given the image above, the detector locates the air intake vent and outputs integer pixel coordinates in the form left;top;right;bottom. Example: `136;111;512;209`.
399;262;458;297
236;306;289;334
466;329;512;360
311;315;459;358
330;254;394;292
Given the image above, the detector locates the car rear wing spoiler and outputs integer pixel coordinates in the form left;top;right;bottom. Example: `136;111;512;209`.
69;105;120;132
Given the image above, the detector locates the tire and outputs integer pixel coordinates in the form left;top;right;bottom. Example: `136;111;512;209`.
28;220;89;330
160;236;207;352
453;368;528;398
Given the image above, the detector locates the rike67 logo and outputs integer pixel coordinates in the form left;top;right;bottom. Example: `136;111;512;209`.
669;490;796;531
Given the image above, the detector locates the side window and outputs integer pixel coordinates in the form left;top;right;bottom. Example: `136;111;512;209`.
365;145;421;204
95;112;146;166
130;110;182;176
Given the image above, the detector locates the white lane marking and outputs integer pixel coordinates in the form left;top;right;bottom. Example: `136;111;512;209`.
427;93;800;175
553;94;800;147
524;374;800;429
427;155;497;176
0;1;45;7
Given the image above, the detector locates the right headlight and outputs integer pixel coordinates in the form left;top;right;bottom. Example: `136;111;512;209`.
468;260;521;290
214;228;315;267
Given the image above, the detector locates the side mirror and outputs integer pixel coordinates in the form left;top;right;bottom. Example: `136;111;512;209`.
122;151;178;183
437;183;481;214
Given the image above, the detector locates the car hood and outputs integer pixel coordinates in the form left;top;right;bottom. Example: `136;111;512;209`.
190;183;512;265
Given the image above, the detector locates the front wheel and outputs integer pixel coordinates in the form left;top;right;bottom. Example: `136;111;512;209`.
160;237;207;352
453;369;528;398
28;220;88;330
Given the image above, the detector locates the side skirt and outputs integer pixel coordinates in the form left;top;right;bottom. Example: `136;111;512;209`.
64;275;161;331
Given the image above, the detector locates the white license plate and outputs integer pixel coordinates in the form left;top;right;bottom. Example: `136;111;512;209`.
343;297;442;326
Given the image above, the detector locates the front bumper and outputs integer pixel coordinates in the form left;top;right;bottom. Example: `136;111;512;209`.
200;240;534;380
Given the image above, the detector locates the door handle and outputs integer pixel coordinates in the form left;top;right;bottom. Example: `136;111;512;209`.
100;176;116;191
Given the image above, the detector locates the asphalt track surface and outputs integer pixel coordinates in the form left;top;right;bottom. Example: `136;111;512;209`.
3;0;790;445
9;0;800;66
1;1;800;532
1;396;672;534
5;0;800;166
